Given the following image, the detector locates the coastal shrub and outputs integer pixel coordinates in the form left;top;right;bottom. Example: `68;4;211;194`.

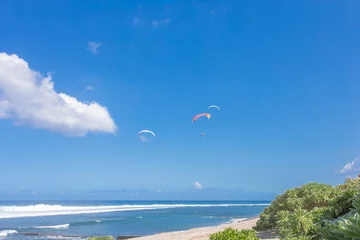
254;183;337;230
308;207;331;222
336;177;360;191
209;228;259;240
88;236;114;240
255;177;360;239
352;193;360;211
277;207;315;239
318;193;360;240
318;211;360;240
328;178;360;218
328;187;357;218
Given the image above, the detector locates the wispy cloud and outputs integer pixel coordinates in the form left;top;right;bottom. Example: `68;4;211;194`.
133;17;142;26
85;85;94;91
337;158;360;177
87;41;101;54
0;53;117;136
152;18;170;28
194;181;203;190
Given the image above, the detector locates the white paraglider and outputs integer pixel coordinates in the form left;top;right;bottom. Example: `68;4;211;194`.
208;105;220;110
138;130;156;148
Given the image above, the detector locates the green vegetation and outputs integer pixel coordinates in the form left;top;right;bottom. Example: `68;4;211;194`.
88;237;115;240
317;194;360;240
254;178;360;239
89;179;360;240
209;228;259;240
255;182;337;230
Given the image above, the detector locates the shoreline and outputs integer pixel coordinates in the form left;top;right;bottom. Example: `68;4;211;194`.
133;217;277;240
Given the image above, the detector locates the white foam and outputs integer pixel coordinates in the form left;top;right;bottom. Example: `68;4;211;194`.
0;230;17;237
95;220;101;223
0;203;269;219
33;224;69;229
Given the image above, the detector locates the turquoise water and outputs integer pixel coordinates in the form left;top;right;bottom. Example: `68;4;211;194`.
0;201;269;239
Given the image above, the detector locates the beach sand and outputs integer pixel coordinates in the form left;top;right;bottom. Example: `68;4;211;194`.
134;217;278;240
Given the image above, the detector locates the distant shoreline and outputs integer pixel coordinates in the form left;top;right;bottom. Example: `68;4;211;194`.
133;217;268;240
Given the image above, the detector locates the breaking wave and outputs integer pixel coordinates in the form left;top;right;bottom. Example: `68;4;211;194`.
33;224;69;229
0;203;269;219
0;230;17;237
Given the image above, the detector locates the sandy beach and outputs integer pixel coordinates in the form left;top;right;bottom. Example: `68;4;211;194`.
134;217;278;240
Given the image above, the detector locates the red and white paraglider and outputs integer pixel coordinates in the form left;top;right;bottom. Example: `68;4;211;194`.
192;105;220;137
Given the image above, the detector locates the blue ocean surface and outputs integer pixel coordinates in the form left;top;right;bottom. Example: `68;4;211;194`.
0;201;269;239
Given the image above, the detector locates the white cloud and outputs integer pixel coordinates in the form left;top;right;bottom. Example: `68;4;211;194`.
194;181;203;190
152;18;170;28
337;158;360;176
87;41;101;54
85;85;94;91
0;53;117;136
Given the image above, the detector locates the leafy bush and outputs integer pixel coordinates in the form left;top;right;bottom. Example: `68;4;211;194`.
328;178;360;218
318;193;360;240
255;183;337;230
352;193;360;211
336;177;360;191
328;188;357;218
318;211;360;240
277;207;316;239
88;237;114;240
209;228;259;240
255;177;360;239
309;207;331;222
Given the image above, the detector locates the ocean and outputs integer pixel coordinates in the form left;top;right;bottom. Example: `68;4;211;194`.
0;201;269;239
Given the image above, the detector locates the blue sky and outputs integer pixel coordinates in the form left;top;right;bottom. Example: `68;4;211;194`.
0;0;360;200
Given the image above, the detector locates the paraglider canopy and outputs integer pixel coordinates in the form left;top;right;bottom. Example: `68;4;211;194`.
192;113;211;123
138;130;156;145
208;105;220;110
138;130;156;137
